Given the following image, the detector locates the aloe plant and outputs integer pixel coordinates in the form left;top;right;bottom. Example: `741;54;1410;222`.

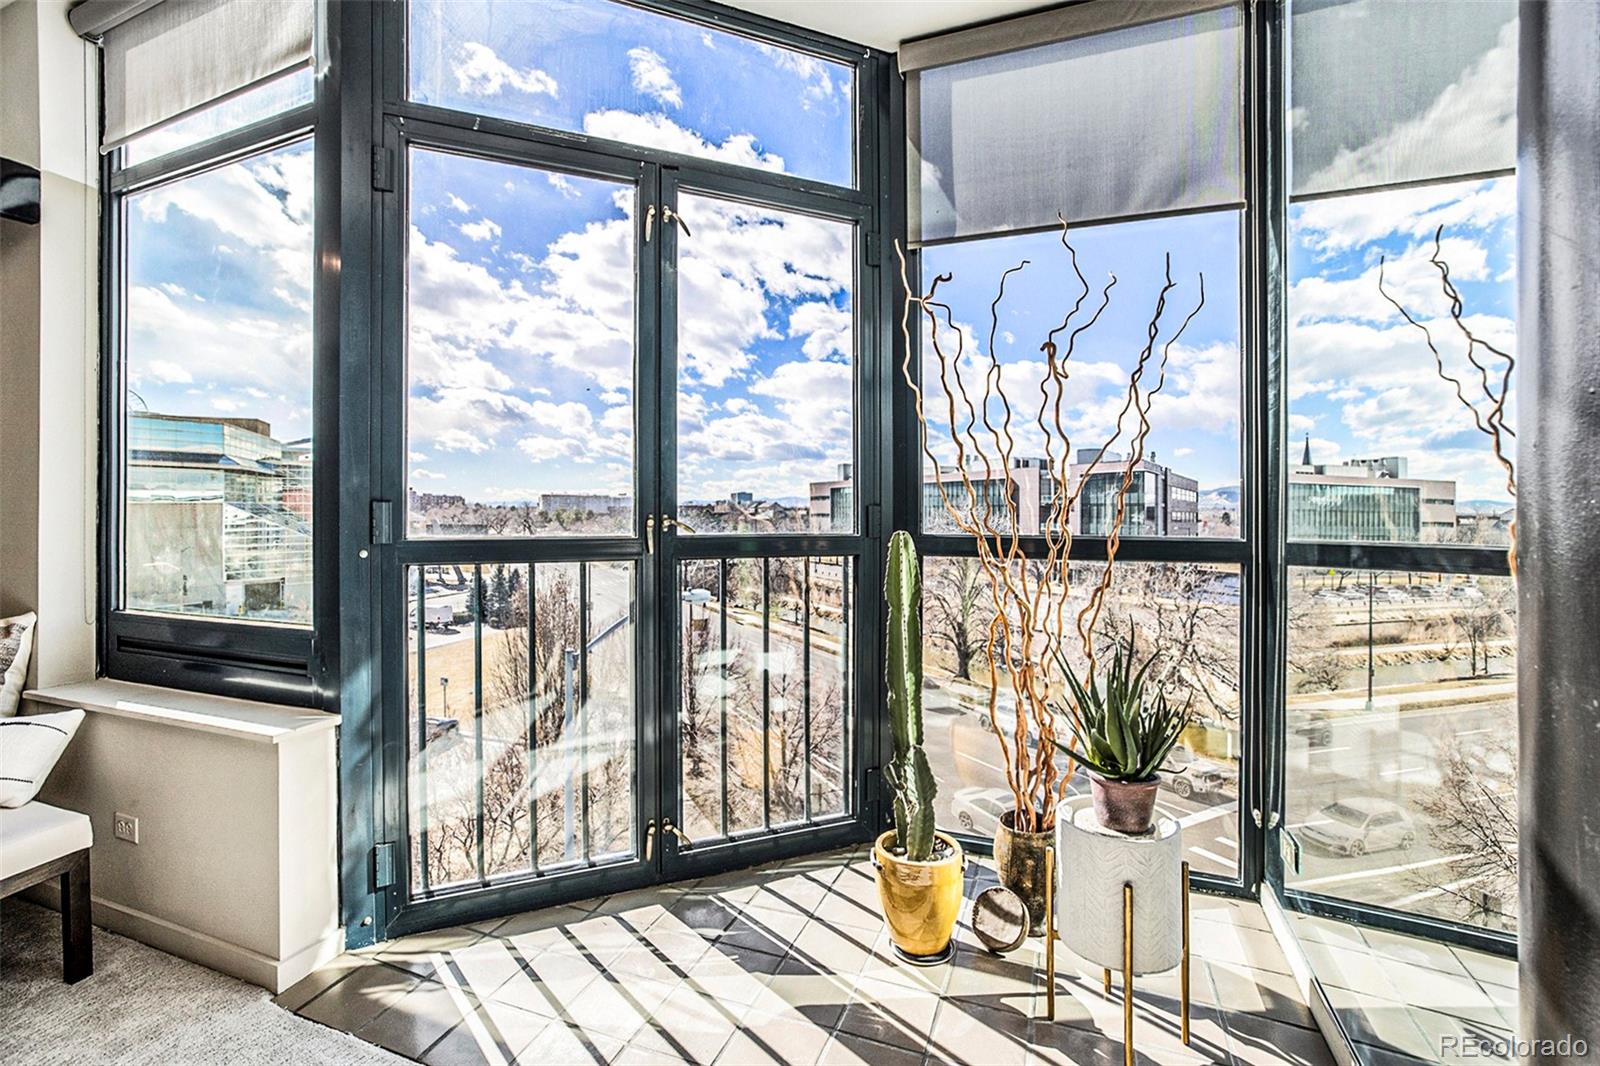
1054;639;1192;783
884;530;937;861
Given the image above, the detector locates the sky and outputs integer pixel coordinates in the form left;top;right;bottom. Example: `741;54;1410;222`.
1287;177;1516;506
124;0;1516;529
916;211;1242;496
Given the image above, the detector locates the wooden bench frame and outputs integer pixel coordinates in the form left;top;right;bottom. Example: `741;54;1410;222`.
1;847;93;983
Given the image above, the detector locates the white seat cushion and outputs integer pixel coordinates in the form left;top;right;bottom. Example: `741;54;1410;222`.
0;802;93;882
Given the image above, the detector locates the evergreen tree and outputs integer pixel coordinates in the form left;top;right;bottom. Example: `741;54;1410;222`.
490;565;511;627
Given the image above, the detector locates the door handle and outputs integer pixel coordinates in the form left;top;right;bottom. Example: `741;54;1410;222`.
644;819;656;862
662;818;692;850
645;514;656;554
662;205;691;238
661;514;697;535
643;204;657;243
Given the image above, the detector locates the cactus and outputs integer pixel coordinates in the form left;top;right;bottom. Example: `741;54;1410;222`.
885;530;937;861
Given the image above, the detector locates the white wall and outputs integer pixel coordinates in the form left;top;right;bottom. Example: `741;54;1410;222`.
27;683;342;993
0;0;98;688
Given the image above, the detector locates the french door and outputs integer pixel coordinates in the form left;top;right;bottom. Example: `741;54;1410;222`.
372;124;881;937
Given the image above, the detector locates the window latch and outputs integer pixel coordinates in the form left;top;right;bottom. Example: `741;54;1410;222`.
663;205;691;237
643;204;656;243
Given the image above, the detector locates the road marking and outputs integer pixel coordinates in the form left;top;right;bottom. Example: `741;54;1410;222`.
1380;765;1427;779
1391;873;1486;908
1175;801;1238;829
1189;847;1233;868
1455;728;1493;737
1214;837;1238;851
1309;745;1351;756
1292;851;1468;889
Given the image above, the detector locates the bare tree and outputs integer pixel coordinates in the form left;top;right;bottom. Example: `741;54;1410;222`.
1413;731;1518;927
925;556;991;681
1445;583;1513;679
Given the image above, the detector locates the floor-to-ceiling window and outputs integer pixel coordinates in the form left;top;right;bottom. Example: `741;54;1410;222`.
1279;0;1519;943
99;0;322;701
375;0;887;934
901;1;1256;889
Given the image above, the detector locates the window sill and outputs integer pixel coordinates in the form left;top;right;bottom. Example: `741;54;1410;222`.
25;679;335;746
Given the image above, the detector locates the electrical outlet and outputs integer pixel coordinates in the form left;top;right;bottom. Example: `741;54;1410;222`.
113;812;139;844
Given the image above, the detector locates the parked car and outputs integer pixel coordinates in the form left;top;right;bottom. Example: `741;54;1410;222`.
1159;750;1238;800
950;788;1011;835
1300;798;1417;856
1293;711;1333;747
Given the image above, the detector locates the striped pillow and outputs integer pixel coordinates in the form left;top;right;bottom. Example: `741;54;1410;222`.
0;612;37;718
0;708;85;808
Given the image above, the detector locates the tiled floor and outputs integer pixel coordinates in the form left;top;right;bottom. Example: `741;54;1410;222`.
1291;914;1518;1066
278;847;1334;1065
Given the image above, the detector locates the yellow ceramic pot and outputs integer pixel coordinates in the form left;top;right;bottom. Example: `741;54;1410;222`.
873;830;965;960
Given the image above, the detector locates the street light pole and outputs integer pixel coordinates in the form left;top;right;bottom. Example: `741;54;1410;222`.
1365;572;1375;713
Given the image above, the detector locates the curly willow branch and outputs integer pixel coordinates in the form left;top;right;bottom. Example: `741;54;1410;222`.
1377;224;1518;575
894;230;1203;831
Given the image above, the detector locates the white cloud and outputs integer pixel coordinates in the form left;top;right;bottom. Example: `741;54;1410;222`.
756;43;840;105
1294;181;1512;260
459;217;502;243
412;468;446;480
452;42;559;98
433;427;492;454
788;302;851;362
627;46;682;108
583;110;785;174
446;193;471;214
546;173;581;199
409;451;430;462
1299;20;1516;196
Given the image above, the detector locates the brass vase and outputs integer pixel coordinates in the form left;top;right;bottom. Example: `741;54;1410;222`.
994;809;1054;936
873;830;966;963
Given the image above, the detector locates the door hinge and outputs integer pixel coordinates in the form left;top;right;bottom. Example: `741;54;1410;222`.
372;146;394;192
370;500;395;545
373;842;398;889
866;240;881;268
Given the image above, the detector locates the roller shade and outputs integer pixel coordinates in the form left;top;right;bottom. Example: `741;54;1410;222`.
906;1;1244;247
72;0;313;151
1289;0;1518;199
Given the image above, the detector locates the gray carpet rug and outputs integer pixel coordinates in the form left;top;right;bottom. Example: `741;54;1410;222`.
0;898;406;1065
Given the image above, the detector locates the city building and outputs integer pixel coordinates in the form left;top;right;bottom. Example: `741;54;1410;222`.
1289;438;1457;542
1068;450;1200;537
124;413;312;620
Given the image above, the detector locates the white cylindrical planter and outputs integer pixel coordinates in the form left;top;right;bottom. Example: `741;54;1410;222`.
1057;805;1183;975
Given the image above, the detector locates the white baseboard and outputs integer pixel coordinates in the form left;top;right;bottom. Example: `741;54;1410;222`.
23;883;344;994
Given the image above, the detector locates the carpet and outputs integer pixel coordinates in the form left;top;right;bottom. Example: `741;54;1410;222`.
0;898;406;1065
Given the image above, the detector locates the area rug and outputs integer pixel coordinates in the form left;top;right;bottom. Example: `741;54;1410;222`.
0;898;405;1065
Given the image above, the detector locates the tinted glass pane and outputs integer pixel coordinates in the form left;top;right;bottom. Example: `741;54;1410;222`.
1287;178;1516;546
1285;568;1517;931
679;556;852;842
122;139;313;624
406;149;636;537
676;194;856;535
409;0;854;187
917;211;1241;538
924;557;1241;877
408;560;637;895
123;68;314;167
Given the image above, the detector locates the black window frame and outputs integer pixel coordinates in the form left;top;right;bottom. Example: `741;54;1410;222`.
97;73;332;707
87;0;1521;959
893;1;1267;904
351;0;896;941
